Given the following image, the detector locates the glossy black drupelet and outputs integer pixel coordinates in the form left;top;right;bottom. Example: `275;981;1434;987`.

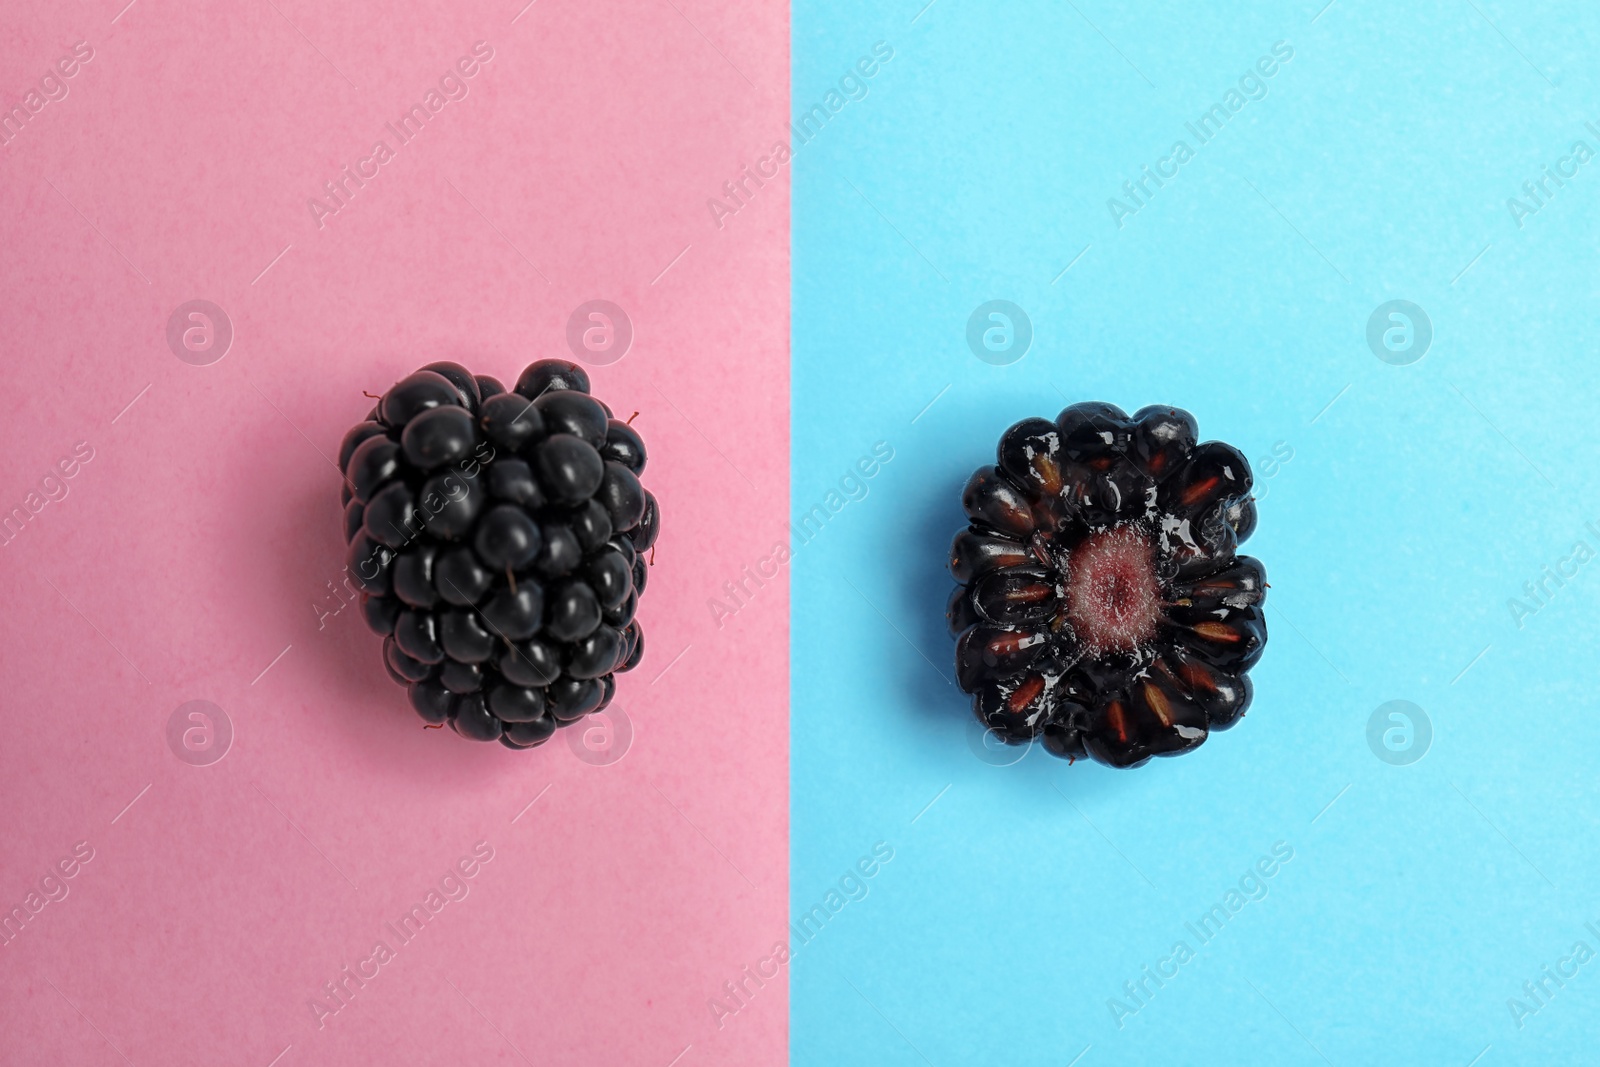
948;403;1266;769
341;359;658;749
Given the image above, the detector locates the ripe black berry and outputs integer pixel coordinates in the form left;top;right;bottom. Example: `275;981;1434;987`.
487;457;543;508
536;435;605;504
435;547;493;606
420;361;481;410
548;677;601;721
409;681;452;723
341;359;658;748
474;505;543;570
451;693;502;741
439;659;484;695
533;523;583;578
380;371;459;427
481;393;544;451
516;360;590;398
631;492;660;552
534;390;608;447
402;406;477;469
948;403;1266;769
348;437;401;504
391;546;440;609
482;584;544;641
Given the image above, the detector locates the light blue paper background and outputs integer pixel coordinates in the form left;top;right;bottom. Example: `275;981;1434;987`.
791;2;1600;1063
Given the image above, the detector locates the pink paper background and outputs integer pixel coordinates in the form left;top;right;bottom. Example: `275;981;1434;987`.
0;1;788;1063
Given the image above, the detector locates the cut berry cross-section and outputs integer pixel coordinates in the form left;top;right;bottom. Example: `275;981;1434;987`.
340;359;659;749
948;403;1266;769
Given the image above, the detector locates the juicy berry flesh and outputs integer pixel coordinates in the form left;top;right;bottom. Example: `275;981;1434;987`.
341;359;658;749
1065;526;1161;655
949;403;1266;769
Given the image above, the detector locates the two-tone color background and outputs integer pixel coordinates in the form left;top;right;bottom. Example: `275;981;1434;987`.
3;1;1598;1064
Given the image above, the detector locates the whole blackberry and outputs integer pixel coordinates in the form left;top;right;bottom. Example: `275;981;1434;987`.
948;403;1266;769
341;359;659;749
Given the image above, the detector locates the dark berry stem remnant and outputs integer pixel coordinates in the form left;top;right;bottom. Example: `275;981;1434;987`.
340;359;659;749
948;403;1266;769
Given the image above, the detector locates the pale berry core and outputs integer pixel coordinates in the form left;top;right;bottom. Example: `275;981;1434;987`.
1065;525;1161;654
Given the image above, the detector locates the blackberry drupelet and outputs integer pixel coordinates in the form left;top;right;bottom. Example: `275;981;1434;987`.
948;403;1266;769
341;359;658;749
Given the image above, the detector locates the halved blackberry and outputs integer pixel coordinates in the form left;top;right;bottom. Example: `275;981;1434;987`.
341;359;658;749
949;403;1265;769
